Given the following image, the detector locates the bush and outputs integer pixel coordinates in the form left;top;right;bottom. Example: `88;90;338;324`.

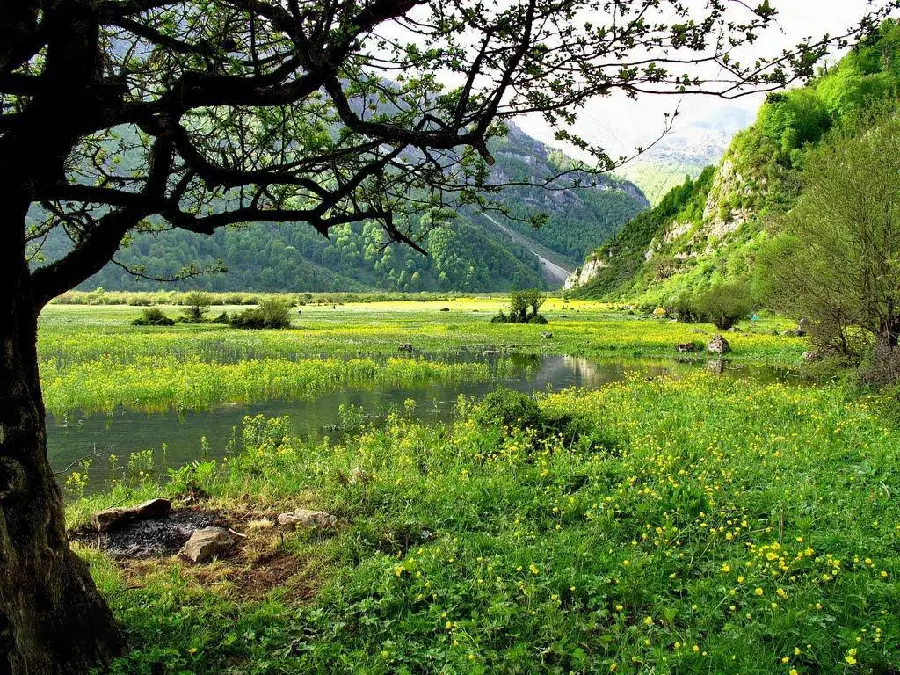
693;282;753;330
132;307;174;326
182;292;213;323
229;300;292;329
493;289;548;324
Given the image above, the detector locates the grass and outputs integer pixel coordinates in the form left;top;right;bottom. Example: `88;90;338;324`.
39;298;805;416
43;297;894;673
70;375;899;674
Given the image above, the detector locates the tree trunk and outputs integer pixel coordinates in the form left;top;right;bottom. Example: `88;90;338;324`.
0;199;123;673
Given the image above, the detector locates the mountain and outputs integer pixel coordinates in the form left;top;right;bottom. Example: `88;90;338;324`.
614;107;756;205
567;21;900;306
35;125;648;293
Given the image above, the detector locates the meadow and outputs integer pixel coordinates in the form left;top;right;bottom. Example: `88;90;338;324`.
40;297;804;416
42;297;898;674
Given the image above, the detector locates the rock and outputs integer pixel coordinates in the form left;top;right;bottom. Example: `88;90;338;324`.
277;509;338;529
803;351;823;362
676;343;700;353
707;335;731;355
540;331;553;339
92;498;171;532
182;526;235;562
349;468;373;485
707;358;726;375
439;307;450;312
397;343;413;353
783;328;807;338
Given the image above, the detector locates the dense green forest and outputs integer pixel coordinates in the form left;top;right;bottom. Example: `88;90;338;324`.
571;21;900;305
34;125;647;293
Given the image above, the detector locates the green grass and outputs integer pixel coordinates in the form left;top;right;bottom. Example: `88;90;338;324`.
73;375;899;674
45;299;892;673
39;299;805;415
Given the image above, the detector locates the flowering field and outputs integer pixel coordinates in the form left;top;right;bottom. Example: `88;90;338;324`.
67;373;898;673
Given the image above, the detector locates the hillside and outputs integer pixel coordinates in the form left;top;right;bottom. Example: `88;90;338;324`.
568;22;900;305
35;125;647;294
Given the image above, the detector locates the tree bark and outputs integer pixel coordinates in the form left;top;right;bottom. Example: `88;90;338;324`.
0;197;123;673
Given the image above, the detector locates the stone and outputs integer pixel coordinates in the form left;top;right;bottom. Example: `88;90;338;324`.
92;498;171;532
277;509;338;529
676;343;700;353
803;351;823;362
540;331;553;339
182;526;235;563
707;358;726;375
349;468;373;485
397;343;413;353
439;307;450;312
707;335;731;355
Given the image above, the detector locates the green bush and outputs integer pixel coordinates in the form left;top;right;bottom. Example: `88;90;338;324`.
131;307;174;326
229;300;292;329
693;282;753;330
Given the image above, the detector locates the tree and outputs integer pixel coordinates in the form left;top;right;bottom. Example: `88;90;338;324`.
693;281;753;330
2;0;898;671
762;112;900;381
182;291;213;322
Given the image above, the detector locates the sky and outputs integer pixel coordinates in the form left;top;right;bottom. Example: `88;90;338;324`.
516;0;889;160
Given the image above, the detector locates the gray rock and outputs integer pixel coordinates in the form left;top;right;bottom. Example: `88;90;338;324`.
92;498;171;532
707;358;726;375
397;343;413;353
707;335;731;355
277;509;338;529
540;331;553;339
676;343;700;353
182;526;235;563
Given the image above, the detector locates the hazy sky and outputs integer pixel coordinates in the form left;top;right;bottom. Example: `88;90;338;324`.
517;0;888;158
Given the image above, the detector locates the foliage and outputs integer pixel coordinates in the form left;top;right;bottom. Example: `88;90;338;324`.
573;22;900;308
181;292;212;323
761;112;900;382
692;281;754;330
131;307;174;327
69;374;900;673
492;289;548;323
228;300;293;330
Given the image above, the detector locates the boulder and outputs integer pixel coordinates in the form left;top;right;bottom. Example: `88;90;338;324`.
707;358;726;375
676;343;700;353
439;307;450;312
277;509;338;529
707;335;731;355
91;498;171;532
397;343;413;353
182;526;235;563
540;331;553;339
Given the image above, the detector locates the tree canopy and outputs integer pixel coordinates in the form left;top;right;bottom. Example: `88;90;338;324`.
6;0;899;306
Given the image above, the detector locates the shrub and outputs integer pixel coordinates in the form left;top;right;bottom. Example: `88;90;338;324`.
494;289;548;324
693;282;752;330
132;307;174;326
229;299;292;329
182;292;213;322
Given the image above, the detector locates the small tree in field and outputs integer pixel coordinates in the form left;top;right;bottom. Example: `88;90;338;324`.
693;281;753;330
763;112;900;382
182;292;213;322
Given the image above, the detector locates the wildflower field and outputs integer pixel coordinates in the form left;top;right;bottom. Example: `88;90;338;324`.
43;298;898;673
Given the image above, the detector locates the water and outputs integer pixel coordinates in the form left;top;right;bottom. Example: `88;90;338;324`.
47;355;795;489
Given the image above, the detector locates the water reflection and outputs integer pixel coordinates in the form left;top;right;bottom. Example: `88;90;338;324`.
47;354;795;490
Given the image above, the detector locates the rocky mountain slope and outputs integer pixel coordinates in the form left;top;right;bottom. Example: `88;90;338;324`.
568;22;900;306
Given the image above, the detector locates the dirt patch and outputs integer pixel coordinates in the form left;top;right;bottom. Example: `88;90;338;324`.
71;508;225;558
73;507;324;600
